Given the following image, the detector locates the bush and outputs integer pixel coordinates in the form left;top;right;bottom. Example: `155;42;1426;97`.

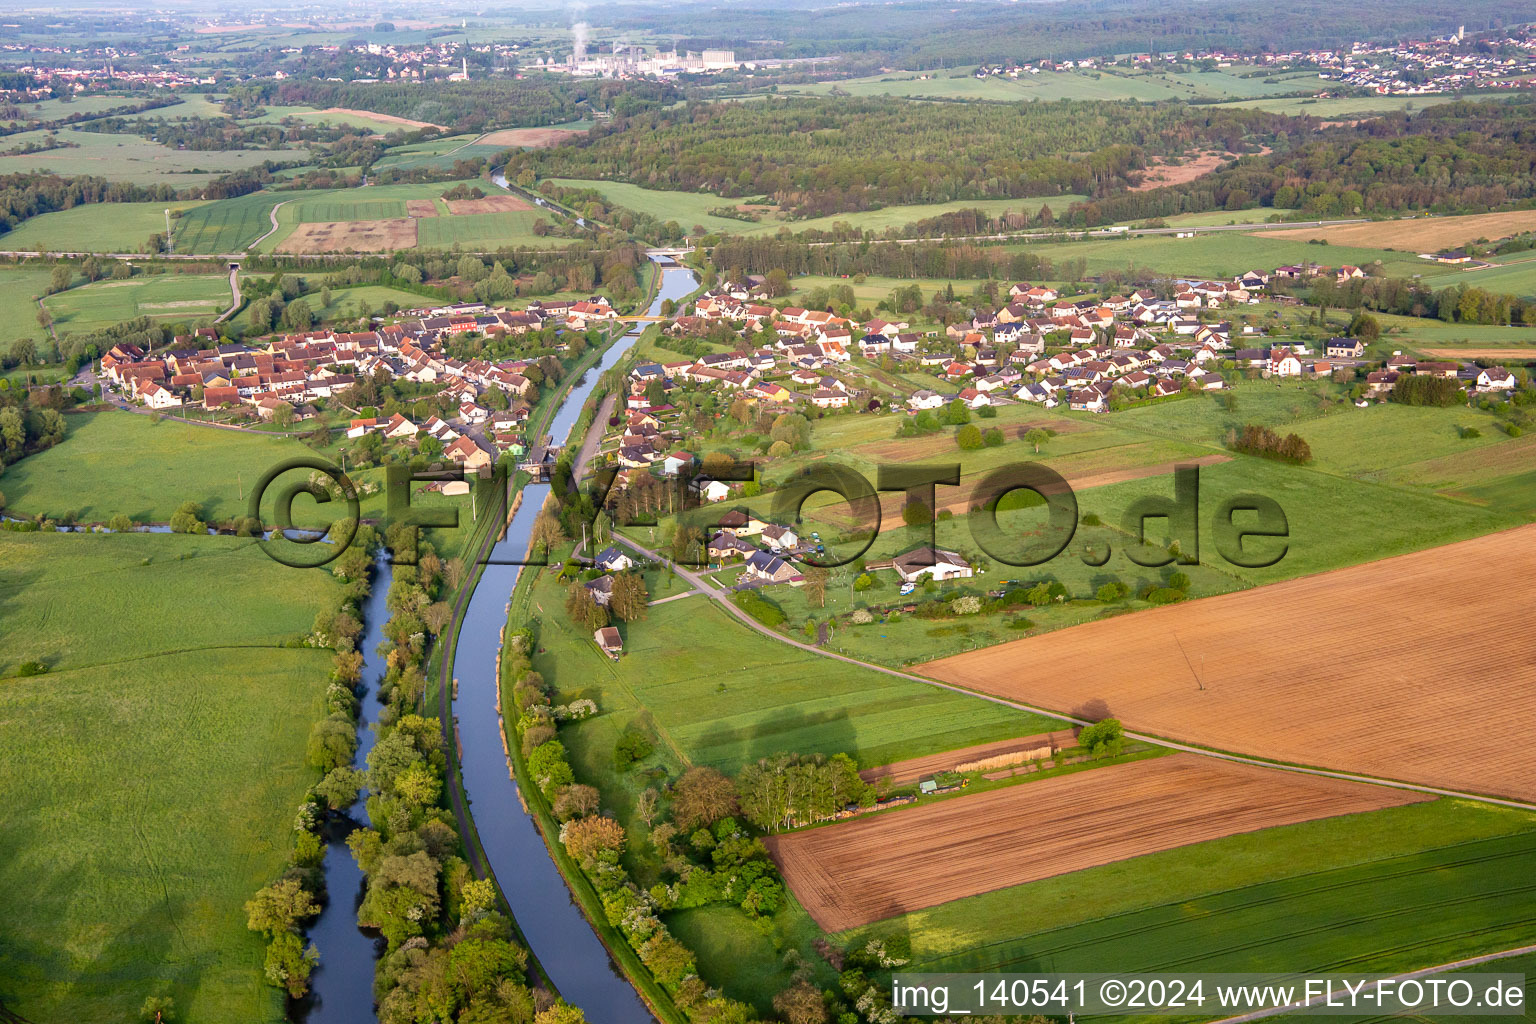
733;590;785;628
1078;717;1125;758
850;608;874;624
955;424;984;450
1145;587;1186;605
613;730;654;771
1095;581;1126;602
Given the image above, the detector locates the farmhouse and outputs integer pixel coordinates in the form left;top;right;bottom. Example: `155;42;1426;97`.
745;550;800;584
595;626;623;659
893;546;974;583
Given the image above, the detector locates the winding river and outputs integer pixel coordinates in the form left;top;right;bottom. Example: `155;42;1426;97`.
449;262;697;1023
300;552;391;1022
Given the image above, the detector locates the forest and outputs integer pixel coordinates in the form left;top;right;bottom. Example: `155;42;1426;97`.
224;77;680;135
504;97;1291;217
602;0;1536;64
1076;99;1536;223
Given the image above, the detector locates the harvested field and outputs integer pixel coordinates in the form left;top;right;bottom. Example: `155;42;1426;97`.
445;195;534;215
921;525;1536;803
768;753;1428;930
860;730;1076;787
1132;150;1250;191
476;127;587;148
1259;211;1536;250
317;107;446;130
1419;347;1536;359
406;199;438;218
275;218;417;253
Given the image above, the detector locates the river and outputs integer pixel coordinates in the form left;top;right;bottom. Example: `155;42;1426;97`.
299;551;391;1022
449;261;696;1023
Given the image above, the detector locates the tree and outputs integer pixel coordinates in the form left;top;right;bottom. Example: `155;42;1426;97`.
534;1003;588;1024
561;815;626;860
672;765;738;829
283;298;315;330
1024;427;1049;453
11;338;36;366
169;500;205;535
1078;718;1125;759
245;878;319;937
553;783;601;820
565;584;608;630
263;931;318;998
635;787;660;827
271;401;294;429
902;499;933;527
608;570;649;622
803;565;829;607
315;765;366;809
956;423;984;450
1347;310;1381;342
774;980;831;1024
48;265;71;294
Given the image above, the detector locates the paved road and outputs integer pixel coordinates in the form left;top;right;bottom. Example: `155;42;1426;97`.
215;265;241;323
610;532;1536;813
246;200;290;251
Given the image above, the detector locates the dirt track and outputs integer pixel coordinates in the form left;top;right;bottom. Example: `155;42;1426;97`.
859;731;1077;786
768;753;1427;931
921;525;1536;803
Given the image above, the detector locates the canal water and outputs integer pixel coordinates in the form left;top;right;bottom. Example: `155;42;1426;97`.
449;261;697;1023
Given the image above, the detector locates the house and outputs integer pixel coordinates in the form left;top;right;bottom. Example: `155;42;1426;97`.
1325;337;1364;359
660;451;696;477
892;546;974;583
593;546;636;572
202;385;239;410
693;479;731;503
138;381;182;409
585;574;615;606
383;413;418;439
810;388;850;409
907;390;946;411
1477;366;1518;390
745;550;800;584
443;436;493;472
1337;265;1365;282
707;532;759;562
595;626;623;659
761;523;800;552
1268;349;1304;377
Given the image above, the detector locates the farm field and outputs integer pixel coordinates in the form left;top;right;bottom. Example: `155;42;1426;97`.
0;199;212;253
0;409;352;523
173;189;329;254
246;179;563;253
0;530;339;1024
1209;92;1512;117
859;731;1076;787
1259;211;1536;250
42;272;231;335
1006;232;1424;279
474;121;591;148
781;65;1315;104
850;798;1536;981
0;125;309;186
547;178;1082;236
1417;256;1536;297
765;753;1428;930
921;524;1536;802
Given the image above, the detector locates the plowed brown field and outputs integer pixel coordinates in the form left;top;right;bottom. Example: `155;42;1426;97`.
445;195;533;215
921;525;1536;802
1259;211;1536;249
767;753;1427;930
276;219;417;253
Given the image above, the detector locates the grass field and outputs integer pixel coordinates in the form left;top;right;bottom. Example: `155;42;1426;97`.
174;190;325;254
547;178;1082;237
0;199;212;253
0;530;340;1024
1209;92;1509;117
1416;256;1536;297
1007;232;1424;280
848;798;1536;977
43;273;231;335
781;65;1318;104
0;126;309;186
1;410;338;523
0;266;56;353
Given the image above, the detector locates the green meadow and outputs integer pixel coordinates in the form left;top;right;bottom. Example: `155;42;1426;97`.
1007;232;1425;280
0;266;57;353
43;273;232;335
0;199;212;253
174;190;319;254
0;530;340;1024
547;178;1082;237
781;65;1318;104
0;125;309;186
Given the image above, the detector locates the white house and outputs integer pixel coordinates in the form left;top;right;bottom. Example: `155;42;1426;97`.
892;546;974;583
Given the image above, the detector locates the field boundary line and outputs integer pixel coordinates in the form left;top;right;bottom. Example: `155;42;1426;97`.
1205;942;1536;1024
611;532;1536;814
